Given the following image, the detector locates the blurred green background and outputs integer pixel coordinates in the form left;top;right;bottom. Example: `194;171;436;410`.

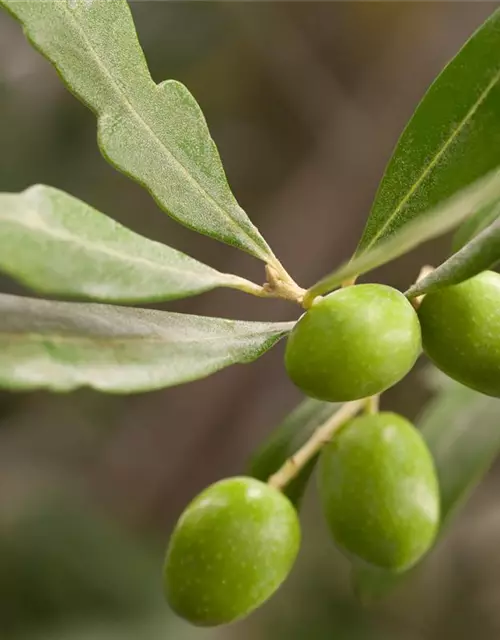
1;2;500;639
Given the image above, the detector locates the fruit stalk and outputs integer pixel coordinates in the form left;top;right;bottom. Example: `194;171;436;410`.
365;395;380;414
409;264;434;309
267;400;364;491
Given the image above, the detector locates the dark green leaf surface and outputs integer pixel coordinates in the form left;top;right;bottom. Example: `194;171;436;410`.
353;379;500;600
248;398;339;507
307;169;500;298
357;9;500;253
0;185;263;303
406;217;500;298
0;0;275;262
0;294;293;393
452;201;500;251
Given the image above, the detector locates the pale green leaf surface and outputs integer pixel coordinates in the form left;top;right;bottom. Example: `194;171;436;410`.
307;169;500;298
0;185;262;303
357;9;500;253
0;294;293;393
452;201;500;251
248;398;339;507
406;216;500;298
0;0;274;262
354;379;500;601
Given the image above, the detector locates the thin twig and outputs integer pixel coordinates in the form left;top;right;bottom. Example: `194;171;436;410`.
267;400;364;491
262;264;308;305
229;263;308;306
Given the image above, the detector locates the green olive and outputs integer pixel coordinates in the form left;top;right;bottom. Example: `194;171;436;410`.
164;477;300;627
418;271;500;397
318;412;439;571
285;284;421;402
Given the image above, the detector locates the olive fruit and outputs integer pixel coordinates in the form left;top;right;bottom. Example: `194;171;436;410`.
418;271;500;397
285;284;421;402
164;477;300;627
318;412;439;571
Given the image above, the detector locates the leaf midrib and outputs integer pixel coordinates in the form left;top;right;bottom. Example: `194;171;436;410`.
62;3;267;258
0;327;291;347
364;66;500;252
0;204;230;284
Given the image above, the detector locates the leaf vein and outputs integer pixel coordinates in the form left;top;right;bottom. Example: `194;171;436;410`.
0;207;226;283
365;66;500;251
61;2;265;257
0;329;290;347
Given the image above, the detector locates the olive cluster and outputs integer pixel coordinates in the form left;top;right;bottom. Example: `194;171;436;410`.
164;273;498;627
286;274;500;403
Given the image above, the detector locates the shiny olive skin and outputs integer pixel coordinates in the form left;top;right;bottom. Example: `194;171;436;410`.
418;271;500;397
285;284;421;402
164;477;300;627
318;412;439;571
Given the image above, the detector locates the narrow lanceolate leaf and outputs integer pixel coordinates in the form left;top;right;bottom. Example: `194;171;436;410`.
356;9;500;254
452;201;500;251
0;294;293;393
406;217;500;298
419;381;500;524
248;398;339;508
0;185;264;304
0;0;275;263
353;378;500;601
307;169;500;299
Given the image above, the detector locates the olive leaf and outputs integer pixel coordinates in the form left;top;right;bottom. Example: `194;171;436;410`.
406;216;500;298
356;9;500;254
0;0;275;263
353;378;500;601
306;168;500;298
248;398;339;508
0;294;293;393
419;382;500;525
452;201;500;251
0;185;266;304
